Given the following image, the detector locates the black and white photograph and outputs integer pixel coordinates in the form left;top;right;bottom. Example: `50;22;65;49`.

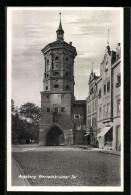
7;7;123;192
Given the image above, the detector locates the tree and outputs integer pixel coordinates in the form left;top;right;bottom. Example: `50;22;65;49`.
19;103;41;143
19;103;40;125
11;101;41;144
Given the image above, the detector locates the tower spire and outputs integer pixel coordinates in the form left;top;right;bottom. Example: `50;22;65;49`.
56;12;64;41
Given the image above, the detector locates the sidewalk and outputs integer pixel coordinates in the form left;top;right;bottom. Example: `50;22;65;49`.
12;158;31;186
76;145;121;156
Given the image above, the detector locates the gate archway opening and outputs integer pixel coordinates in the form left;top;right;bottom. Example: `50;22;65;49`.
46;126;65;146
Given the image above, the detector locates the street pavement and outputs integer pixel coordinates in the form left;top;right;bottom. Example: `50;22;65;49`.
12;145;121;186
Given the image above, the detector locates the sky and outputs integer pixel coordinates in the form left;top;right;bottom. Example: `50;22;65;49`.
8;7;122;107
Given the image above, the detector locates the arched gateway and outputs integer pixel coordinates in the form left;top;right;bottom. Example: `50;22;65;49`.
46;126;65;146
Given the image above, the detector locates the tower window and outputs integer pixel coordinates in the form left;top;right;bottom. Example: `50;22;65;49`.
46;86;48;90
66;85;70;90
66;72;69;76
66;57;69;61
47;107;50;112
54;84;59;88
54;71;59;76
74;114;80;119
61;107;65;112
47;59;49;64
55;56;59;60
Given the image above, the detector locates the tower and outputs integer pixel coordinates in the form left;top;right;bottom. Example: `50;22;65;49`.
39;13;77;146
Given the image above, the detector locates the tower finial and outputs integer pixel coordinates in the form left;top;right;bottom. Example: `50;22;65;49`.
107;29;109;46
91;62;94;73
59;12;61;21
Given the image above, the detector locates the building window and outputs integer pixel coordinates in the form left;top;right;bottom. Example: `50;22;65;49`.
99;89;102;98
107;104;110;115
47;95;49;98
54;84;59;88
103;105;106;118
92;101;94;111
47;107;50;112
55;56;59;60
104;84;106;95
74;114;80;119
61;107;65;112
107;81;110;92
117;99;121;116
116;74;121;87
99;107;102;119
46;86;48;90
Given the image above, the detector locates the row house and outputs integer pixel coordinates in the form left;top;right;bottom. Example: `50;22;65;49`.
86;43;121;150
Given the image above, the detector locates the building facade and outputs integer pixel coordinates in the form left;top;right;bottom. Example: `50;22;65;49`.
86;70;99;146
87;43;121;150
39;15;86;146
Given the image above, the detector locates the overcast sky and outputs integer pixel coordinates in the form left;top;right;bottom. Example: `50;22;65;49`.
8;7;122;107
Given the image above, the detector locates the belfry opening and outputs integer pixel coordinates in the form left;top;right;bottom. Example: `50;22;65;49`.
46;126;65;146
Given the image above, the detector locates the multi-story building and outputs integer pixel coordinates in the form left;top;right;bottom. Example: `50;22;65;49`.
112;43;121;150
96;43;121;150
39;14;86;146
86;69;99;146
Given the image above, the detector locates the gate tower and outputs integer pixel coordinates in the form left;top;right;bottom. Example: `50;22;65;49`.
39;13;77;146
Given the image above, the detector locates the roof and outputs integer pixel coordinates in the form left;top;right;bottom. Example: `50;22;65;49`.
73;100;86;105
88;71;100;85
41;39;77;56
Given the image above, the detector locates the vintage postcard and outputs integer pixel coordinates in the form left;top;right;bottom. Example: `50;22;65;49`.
7;7;123;192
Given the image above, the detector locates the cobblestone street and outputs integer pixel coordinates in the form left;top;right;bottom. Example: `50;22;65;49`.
12;146;120;186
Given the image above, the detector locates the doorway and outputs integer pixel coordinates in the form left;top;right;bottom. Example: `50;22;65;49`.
46;126;65;146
